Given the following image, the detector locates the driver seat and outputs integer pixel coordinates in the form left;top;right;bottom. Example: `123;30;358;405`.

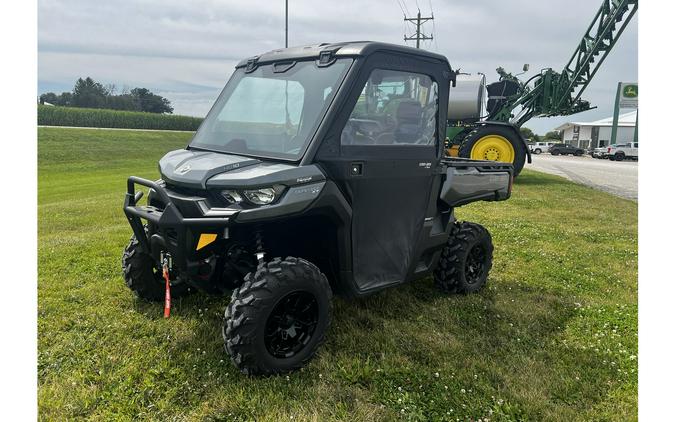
394;100;422;144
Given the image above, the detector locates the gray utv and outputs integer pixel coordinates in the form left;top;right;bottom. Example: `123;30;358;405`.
122;42;513;375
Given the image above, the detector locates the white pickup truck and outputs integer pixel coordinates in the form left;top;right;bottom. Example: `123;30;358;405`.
608;142;638;161
529;141;555;154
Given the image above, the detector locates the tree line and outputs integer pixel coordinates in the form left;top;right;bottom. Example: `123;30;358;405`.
39;77;174;114
520;127;561;142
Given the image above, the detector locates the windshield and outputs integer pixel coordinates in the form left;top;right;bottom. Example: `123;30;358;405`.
190;59;352;160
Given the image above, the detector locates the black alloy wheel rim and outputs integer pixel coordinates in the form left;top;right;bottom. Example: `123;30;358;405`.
465;244;487;284
264;291;319;358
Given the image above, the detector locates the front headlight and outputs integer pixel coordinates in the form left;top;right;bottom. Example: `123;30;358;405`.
242;188;276;205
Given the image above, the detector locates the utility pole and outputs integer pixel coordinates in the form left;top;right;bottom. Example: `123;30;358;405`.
404;10;433;48
285;0;288;48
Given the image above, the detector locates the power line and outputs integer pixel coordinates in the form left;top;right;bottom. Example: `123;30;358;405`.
429;0;438;51
394;0;407;17
401;0;411;16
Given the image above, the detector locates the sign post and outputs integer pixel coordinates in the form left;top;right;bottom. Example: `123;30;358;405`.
610;82;638;145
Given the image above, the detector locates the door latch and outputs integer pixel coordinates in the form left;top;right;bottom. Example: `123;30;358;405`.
350;162;363;176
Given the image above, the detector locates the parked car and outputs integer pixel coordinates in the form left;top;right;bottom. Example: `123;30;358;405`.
549;143;584;156
591;145;614;159
608;142;638;161
529;141;555;154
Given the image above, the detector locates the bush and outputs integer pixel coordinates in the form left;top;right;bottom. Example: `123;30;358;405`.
37;105;203;131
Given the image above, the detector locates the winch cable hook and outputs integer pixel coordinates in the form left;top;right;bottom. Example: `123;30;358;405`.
162;255;171;318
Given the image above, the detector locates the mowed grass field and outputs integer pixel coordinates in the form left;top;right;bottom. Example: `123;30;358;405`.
38;127;637;421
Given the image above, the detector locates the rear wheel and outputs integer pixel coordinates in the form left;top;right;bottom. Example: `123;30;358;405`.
551;150;560;156
615;152;625;161
458;125;527;177
122;230;192;302
434;222;494;294
223;257;332;375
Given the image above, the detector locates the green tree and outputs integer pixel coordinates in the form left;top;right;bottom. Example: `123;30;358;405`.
72;77;108;108
130;88;174;114
544;130;561;141
38;78;174;113
39;92;59;105
520;127;540;142
106;94;140;111
57;92;73;106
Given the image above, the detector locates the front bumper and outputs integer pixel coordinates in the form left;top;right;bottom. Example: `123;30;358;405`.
123;176;236;272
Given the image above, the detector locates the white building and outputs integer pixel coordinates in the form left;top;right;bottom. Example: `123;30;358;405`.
555;111;637;149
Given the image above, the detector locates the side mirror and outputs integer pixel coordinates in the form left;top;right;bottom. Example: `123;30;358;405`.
523;64;530;72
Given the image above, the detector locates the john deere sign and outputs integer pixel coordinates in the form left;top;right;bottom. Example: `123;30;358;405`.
619;83;638;108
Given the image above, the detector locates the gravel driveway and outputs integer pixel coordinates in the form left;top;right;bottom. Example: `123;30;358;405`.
525;154;638;200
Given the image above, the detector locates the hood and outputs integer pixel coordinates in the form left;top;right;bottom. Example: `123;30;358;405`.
159;149;261;189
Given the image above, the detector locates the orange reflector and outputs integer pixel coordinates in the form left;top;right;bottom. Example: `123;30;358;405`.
196;233;217;250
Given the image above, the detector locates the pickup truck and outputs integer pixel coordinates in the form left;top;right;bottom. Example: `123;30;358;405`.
608;142;638;161
529;141;555;154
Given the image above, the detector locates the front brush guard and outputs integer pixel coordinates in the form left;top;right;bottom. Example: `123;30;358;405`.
123;176;231;271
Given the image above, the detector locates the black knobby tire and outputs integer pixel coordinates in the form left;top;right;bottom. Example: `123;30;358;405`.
122;231;192;302
615;152;625;161
433;222;494;294
223;257;332;375
458;125;527;177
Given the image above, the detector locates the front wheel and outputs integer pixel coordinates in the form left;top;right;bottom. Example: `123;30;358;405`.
534;148;542;154
574;151;583;156
121;231;193;302
223;257;332;375
434;222;494;294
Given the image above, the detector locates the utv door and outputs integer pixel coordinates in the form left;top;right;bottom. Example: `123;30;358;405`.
326;61;442;292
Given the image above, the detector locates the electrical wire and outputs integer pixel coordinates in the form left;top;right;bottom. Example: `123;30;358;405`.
429;0;438;51
394;0;407;17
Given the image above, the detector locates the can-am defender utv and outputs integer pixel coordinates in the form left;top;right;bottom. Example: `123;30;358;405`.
122;42;513;375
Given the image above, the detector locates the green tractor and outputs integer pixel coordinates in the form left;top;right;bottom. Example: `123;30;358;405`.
444;0;638;176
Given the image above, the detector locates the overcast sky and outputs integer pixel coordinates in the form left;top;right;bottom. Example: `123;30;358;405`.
38;0;637;133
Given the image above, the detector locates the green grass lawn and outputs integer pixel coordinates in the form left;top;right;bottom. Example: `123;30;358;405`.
38;127;637;421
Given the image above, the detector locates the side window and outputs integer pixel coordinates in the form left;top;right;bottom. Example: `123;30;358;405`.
341;69;438;146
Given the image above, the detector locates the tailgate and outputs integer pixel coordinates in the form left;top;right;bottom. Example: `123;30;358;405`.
439;158;513;207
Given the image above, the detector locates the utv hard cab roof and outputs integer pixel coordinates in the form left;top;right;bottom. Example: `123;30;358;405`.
236;41;451;68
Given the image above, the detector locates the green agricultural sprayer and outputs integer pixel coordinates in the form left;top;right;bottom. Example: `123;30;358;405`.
444;0;638;175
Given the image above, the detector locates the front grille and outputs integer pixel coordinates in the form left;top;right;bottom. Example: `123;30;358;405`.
165;183;208;197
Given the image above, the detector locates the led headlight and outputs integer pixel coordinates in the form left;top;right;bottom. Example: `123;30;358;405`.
243;188;276;205
221;190;243;203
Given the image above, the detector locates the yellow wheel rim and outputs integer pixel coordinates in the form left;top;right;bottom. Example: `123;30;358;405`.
470;135;515;163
